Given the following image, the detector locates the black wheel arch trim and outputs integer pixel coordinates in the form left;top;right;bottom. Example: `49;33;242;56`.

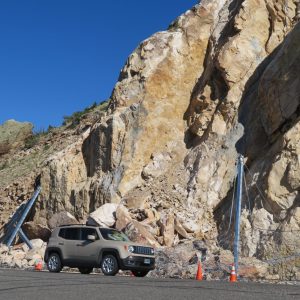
44;247;64;263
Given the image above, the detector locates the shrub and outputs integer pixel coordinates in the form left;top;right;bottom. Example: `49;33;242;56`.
24;135;40;149
0;160;8;171
24;128;48;149
62;100;108;127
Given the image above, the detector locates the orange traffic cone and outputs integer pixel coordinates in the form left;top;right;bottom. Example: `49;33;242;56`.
196;261;203;281
229;264;237;282
34;260;43;271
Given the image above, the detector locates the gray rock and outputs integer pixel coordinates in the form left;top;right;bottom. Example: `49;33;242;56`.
1;255;12;266
0;244;9;255
48;212;78;229
115;205;132;231
124;220;159;247
14;259;23;269
28;259;36;267
21;259;28;269
25;250;43;261
9;250;25;261
0;119;33;154
87;203;118;227
142;152;172;179
30;239;44;249
23;222;51;242
174;218;190;239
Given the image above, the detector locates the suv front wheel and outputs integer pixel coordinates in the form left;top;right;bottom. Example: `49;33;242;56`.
47;253;62;273
101;254;119;276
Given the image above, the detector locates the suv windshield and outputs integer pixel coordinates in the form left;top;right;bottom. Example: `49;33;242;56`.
99;228;130;241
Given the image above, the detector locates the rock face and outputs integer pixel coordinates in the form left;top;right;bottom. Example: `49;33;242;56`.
1;0;300;281
0;120;33;155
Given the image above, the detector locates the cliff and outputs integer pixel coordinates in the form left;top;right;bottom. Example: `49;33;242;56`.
0;0;299;280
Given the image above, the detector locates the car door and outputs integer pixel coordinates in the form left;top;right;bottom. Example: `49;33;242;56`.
76;228;99;265
62;227;81;264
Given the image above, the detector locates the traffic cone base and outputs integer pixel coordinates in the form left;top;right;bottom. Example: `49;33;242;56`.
34;260;43;271
229;264;237;282
196;262;203;281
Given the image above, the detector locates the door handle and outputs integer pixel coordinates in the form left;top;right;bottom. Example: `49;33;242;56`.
58;242;64;245
76;244;83;246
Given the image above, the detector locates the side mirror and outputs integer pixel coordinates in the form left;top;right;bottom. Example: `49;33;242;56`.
87;235;96;241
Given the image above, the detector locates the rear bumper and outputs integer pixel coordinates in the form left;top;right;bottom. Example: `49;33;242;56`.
120;256;155;271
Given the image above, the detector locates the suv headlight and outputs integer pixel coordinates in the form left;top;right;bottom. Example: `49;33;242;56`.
128;245;135;253
150;248;155;255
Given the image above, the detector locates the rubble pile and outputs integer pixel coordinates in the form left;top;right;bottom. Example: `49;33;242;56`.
0;239;45;270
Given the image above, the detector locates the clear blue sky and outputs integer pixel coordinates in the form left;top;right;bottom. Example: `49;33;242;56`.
0;0;197;131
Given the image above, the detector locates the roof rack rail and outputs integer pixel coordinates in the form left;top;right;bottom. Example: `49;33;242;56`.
58;224;97;227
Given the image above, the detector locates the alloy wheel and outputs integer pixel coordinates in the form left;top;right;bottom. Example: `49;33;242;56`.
102;257;114;273
101;254;118;276
47;253;62;273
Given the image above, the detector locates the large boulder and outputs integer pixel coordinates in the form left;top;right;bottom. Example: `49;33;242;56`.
48;212;78;230
0;244;9;255
174;218;190;239
115;205;132;231
87;203;118;227
239;257;269;280
124;220;159;247
149;241;199;279
0;119;33;155
23;222;51;241
142;152;172;179
159;212;175;247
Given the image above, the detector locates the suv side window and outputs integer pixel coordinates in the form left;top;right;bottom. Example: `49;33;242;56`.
81;228;99;240
64;228;80;240
58;228;66;238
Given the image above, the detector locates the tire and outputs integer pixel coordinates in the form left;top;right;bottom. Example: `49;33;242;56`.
101;254;119;276
47;253;62;273
78;267;93;274
131;270;149;277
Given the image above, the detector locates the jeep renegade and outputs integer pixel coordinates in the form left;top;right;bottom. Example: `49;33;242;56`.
44;225;155;277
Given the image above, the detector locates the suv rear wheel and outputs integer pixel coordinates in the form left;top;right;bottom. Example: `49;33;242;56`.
132;270;149;277
101;254;119;276
47;253;62;273
78;267;93;274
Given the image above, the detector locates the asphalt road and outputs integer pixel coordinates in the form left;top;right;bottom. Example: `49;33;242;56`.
0;269;299;300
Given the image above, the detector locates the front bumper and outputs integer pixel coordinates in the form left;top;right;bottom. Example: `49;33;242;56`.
120;256;155;271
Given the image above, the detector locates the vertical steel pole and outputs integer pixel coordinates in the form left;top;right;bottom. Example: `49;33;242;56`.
234;155;244;273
